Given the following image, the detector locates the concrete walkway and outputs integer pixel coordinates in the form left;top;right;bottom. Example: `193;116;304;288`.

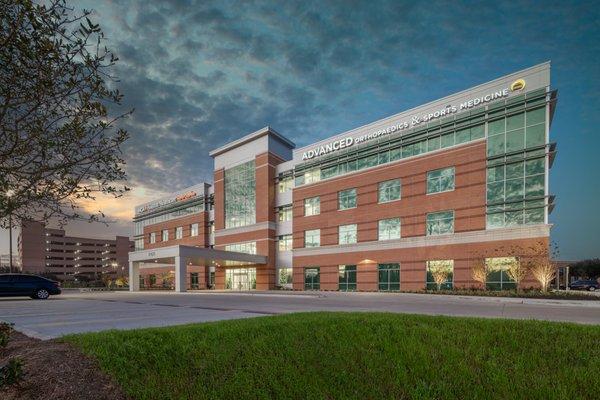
1;290;599;339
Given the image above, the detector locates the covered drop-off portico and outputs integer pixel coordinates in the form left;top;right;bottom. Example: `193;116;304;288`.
128;245;267;292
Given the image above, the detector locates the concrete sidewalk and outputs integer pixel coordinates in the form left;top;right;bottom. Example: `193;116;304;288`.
1;290;598;340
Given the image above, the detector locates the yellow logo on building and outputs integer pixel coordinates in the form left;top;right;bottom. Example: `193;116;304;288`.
510;79;526;91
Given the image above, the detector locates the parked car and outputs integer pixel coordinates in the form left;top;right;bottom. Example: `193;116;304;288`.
569;280;600;291
0;274;61;299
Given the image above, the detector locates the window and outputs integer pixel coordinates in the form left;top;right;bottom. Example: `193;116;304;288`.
149;274;157;286
378;218;400;240
225;242;257;255
486;157;546;229
278;235;292;251
378;263;400;291
358;154;378;169
190;272;199;289
338;224;357;245
162;229;169;242
134;238;144;251
426;260;454;290
209;269;215;287
485;257;517;290
278;177;293;193
278;267;293;287
134;201;205;236
304;229;320;247
338;188;357;210
295;168;321;186
338;265;356;291
294;121;490;188
175;227;183;240
304;267;320;290
378;179;401;203
487;108;546;157
304;197;320;216
190;223;199;237
427;167;455;194
278;205;293;222
426;211;454;236
224;160;256;228
149;232;156;244
305;169;321;184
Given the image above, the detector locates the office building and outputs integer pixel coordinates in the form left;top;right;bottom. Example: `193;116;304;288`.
19;220;133;282
129;62;556;292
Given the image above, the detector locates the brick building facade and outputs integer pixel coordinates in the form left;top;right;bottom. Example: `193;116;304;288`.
128;62;556;292
18;220;133;282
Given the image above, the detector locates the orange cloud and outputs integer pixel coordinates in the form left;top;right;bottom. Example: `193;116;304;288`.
77;186;170;222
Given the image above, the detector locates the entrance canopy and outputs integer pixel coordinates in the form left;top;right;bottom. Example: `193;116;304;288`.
128;245;267;292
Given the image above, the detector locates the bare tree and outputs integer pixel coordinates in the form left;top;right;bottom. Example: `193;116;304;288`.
115;276;128;288
160;272;174;289
524;241;556;292
0;0;131;227
530;259;556;292
471;258;487;289
505;258;528;291
428;260;452;291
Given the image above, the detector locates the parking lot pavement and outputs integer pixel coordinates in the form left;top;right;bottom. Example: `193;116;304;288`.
1;290;599;339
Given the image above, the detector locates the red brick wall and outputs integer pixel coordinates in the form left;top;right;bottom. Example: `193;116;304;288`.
213;151;285;290
292;141;487;249
143;212;209;249
290;142;549;291
292;236;549;291
214;168;225;231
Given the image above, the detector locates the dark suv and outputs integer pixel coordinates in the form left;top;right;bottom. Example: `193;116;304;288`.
0;274;61;299
569;280;600;292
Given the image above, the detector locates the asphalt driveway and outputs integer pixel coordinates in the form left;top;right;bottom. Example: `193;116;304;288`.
1;290;599;339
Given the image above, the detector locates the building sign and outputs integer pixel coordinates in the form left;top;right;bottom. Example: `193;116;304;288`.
301;79;526;161
137;190;198;215
175;191;197;202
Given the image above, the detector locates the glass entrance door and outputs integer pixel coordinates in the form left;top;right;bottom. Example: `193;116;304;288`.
226;268;256;290
233;270;249;290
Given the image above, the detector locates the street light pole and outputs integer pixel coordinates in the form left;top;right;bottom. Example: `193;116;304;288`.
5;190;14;273
8;212;12;273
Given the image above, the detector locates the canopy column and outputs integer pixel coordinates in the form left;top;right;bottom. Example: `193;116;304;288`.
129;261;140;292
174;256;187;292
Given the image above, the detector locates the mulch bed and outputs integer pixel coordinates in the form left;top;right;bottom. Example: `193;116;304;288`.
0;331;126;400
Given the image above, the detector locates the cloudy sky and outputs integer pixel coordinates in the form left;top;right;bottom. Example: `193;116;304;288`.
2;0;599;259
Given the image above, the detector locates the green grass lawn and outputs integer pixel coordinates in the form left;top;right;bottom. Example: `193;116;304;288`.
65;313;600;400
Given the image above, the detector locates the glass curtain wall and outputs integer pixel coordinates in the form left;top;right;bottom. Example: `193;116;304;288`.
486;106;547;228
224;160;256;229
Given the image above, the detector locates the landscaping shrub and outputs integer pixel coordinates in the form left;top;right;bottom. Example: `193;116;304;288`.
0;358;24;387
0;322;14;348
405;288;599;300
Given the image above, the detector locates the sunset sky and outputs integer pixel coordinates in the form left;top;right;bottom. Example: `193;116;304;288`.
2;0;599;260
